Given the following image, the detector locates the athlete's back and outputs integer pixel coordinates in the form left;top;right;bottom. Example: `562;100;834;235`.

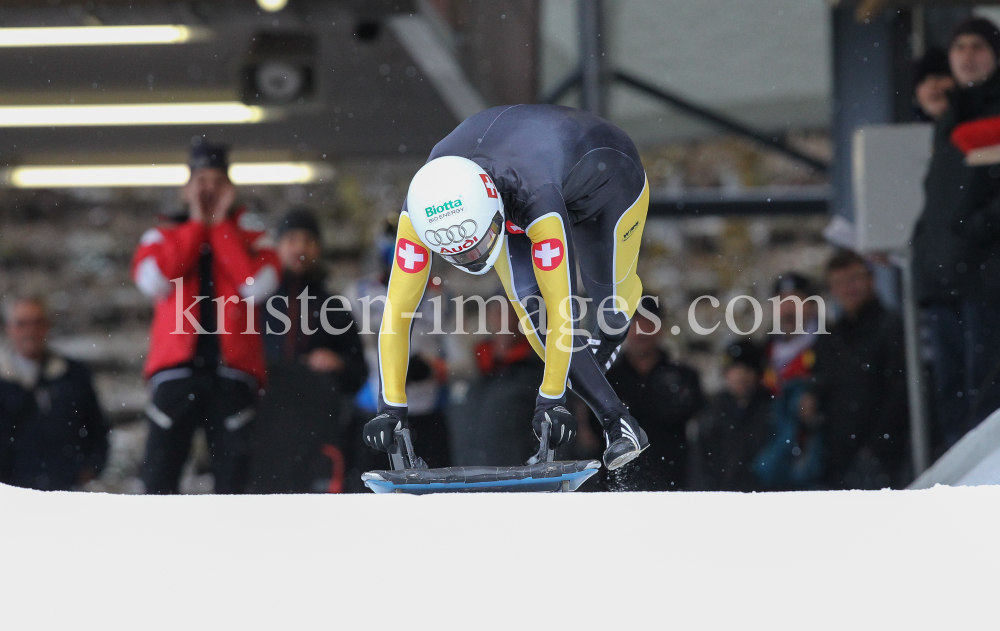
426;104;645;226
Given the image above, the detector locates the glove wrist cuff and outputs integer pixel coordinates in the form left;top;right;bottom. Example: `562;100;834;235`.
534;393;567;414
377;402;408;421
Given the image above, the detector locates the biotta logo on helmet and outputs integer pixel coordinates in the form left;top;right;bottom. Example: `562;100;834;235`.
425;220;479;253
425;198;464;222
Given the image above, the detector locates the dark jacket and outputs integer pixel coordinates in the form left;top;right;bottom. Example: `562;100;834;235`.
913;70;1000;304
695;386;774;492
0;352;108;491
811;299;909;489
250;271;369;493
606;349;704;490
263;270;368;396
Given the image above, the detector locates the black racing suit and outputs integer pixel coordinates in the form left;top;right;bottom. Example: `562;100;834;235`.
379;104;649;425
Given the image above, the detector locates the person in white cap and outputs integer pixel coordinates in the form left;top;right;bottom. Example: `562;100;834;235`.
364;104;653;470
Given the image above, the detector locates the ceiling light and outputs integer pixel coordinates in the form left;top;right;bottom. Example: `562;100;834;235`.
0;25;211;48
0;102;270;127
257;0;289;13
4;162;334;188
229;162;331;185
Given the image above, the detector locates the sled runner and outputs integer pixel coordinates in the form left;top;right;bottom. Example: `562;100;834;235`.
362;421;601;494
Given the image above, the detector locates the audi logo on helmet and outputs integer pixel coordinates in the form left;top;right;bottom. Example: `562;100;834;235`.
425;219;478;247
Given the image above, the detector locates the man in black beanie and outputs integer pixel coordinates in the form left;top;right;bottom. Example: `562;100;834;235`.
691;340;773;492
949;16;1000;88
132;140;280;494
604;296;704;491
913;47;955;121
263;207;366;390
911;15;1000;451
249;208;368;493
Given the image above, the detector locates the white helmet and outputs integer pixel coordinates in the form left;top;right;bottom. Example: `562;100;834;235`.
406;156;505;275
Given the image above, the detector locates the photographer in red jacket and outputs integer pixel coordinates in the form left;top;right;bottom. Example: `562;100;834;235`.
131;143;279;494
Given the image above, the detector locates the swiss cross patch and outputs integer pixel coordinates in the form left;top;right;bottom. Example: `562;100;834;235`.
531;238;565;271
396;239;429;273
506;220;525;235
480;173;498;199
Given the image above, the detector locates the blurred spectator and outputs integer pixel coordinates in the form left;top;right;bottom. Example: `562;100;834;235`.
912;17;1000;450
754;272;824;490
752;374;824;490
450;299;542;466
0;297;107;491
913;47;955;121
804;250;909;489
605;296;703;490
248;208;367;493
691;340;773;492
131;142;279;494
263;208;367;391
762;272;820;396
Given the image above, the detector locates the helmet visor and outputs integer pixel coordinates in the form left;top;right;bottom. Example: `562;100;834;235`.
438;211;504;272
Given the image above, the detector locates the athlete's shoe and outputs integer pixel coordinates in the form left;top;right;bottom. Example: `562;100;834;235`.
601;413;649;470
590;327;629;374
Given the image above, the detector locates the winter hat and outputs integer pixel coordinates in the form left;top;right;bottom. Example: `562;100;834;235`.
773;272;816;297
949;17;1000;60
913;47;951;84
276;207;322;241
722;340;764;373
188;142;230;172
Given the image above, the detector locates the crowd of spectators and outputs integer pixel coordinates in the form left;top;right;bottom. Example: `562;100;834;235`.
8;17;1000;494
0;154;919;496
0;145;931;496
0;238;914;495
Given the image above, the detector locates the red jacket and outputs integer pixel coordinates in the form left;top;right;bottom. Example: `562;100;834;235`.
131;209;279;385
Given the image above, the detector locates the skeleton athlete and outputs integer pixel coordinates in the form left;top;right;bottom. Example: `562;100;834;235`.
364;104;652;470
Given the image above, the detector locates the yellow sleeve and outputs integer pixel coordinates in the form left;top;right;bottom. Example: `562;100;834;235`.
525;212;574;400
377;212;432;408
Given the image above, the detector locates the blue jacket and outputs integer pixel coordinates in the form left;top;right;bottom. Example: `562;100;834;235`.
752;379;824;490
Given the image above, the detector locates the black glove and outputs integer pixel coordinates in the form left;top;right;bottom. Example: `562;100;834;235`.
532;403;578;449
364;410;406;452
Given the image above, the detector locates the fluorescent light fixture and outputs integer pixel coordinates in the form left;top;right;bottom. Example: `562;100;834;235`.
0;102;269;127
4;162;334;188
0;25;211;47
257;0;290;12
229;162;330;185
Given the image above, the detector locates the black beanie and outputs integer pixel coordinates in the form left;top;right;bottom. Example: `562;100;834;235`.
950;17;1000;60
723;340;764;373
277;208;322;241
913;47;951;84
773;272;816;297
189;142;230;172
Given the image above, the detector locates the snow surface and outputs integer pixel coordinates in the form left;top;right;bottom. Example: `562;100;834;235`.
2;483;999;630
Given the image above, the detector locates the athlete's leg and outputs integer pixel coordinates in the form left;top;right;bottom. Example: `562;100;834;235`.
494;229;629;421
574;175;650;370
565;165;651;469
